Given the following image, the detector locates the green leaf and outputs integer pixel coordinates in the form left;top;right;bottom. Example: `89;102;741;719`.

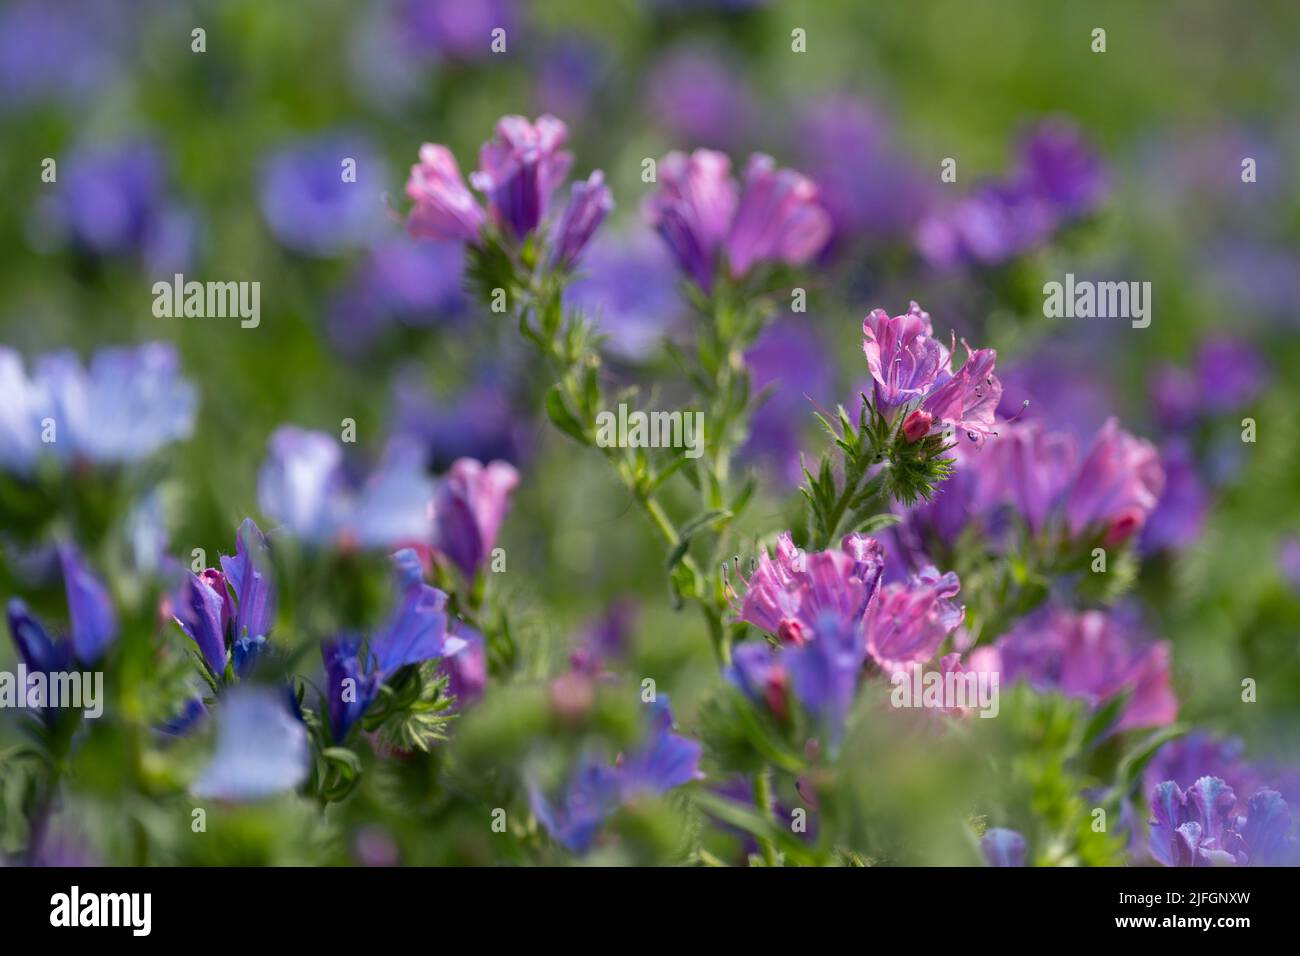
544;386;588;444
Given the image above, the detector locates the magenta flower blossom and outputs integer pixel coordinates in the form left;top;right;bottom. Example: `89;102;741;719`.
470;114;573;240
723;532;884;647
1065;418;1165;547
431;458;519;581
549;170;614;270
644;149;738;290
861;302;950;413
863;566;964;670
859;302;1002;445
645;148;829;291
405;144;486;243
987;607;1177;732
976;420;1078;533
724;153;834;279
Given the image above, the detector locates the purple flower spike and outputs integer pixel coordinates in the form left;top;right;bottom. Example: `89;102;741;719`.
644;148;738;290
470;114;573;240
1065;418;1165;547
431;458;520;582
58;545;117;664
724;153;832;279
549;170;613;270
405;143;486;243
981;828;1027;867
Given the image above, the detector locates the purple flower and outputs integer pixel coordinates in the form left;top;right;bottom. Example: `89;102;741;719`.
863;566;963;670
988;607;1177;732
397;0;520;62
916;118;1104;269
563;228;684;363
529;699;701;853
172;519;274;678
0;1;123;112
1196;336;1267;414
1140;440;1210;553
391;368;529;471
976;420;1078;533
724;153;833;279
404;144;486;243
861;302;950;413
646;47;755;150
1279;537;1300;593
439;621;487;709
1151;363;1200;432
259;134;384;256
723;532;884;647
1149;777;1244;866
786;613;867;745
981;828;1027;867
40;139;194;272
725;641;791;720
549;170;614;270
644;149;738;290
321;549;455;741
1065;418;1165;547
794;95;931;244
858;302;1002;446
742;320;836;486
6;545;116;672
57;544;117;664
191;687;310;802
528;761;621;854
257;426;434;551
1015;118;1107;218
569;600;639;675
0;343;196;474
470;114;573;240
431;458;519;582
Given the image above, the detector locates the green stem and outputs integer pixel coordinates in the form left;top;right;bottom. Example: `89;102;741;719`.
753;766;780;867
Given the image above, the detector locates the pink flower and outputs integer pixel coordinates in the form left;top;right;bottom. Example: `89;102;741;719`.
470;114;573;240
920;342;1002;446
405;144;486;243
1064;418;1165;546
724;153;833;279
431;458;520;581
863;566;964;669
644;149;738;290
723;532;884;644
862;302;950;413
976;420;1078;532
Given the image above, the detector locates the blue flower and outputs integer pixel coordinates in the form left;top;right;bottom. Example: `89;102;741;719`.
981;828;1027;867
6;543;116;672
191;687;310;801
320;548;453;742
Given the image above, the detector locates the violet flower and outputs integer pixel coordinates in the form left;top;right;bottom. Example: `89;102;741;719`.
321;548;456;741
863;566;964;670
257;426;434;551
549;170;614;270
986;607;1177;732
981;828;1027;867
0;343;196;475
259;134;384;256
172;518;275;677
6;543;117;672
645;148;830;291
1147;777;1296;867
191;686;310;801
470;114;573;240
430;457;519;582
405;144;486;243
1064;418;1165;547
859;302;1002;446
